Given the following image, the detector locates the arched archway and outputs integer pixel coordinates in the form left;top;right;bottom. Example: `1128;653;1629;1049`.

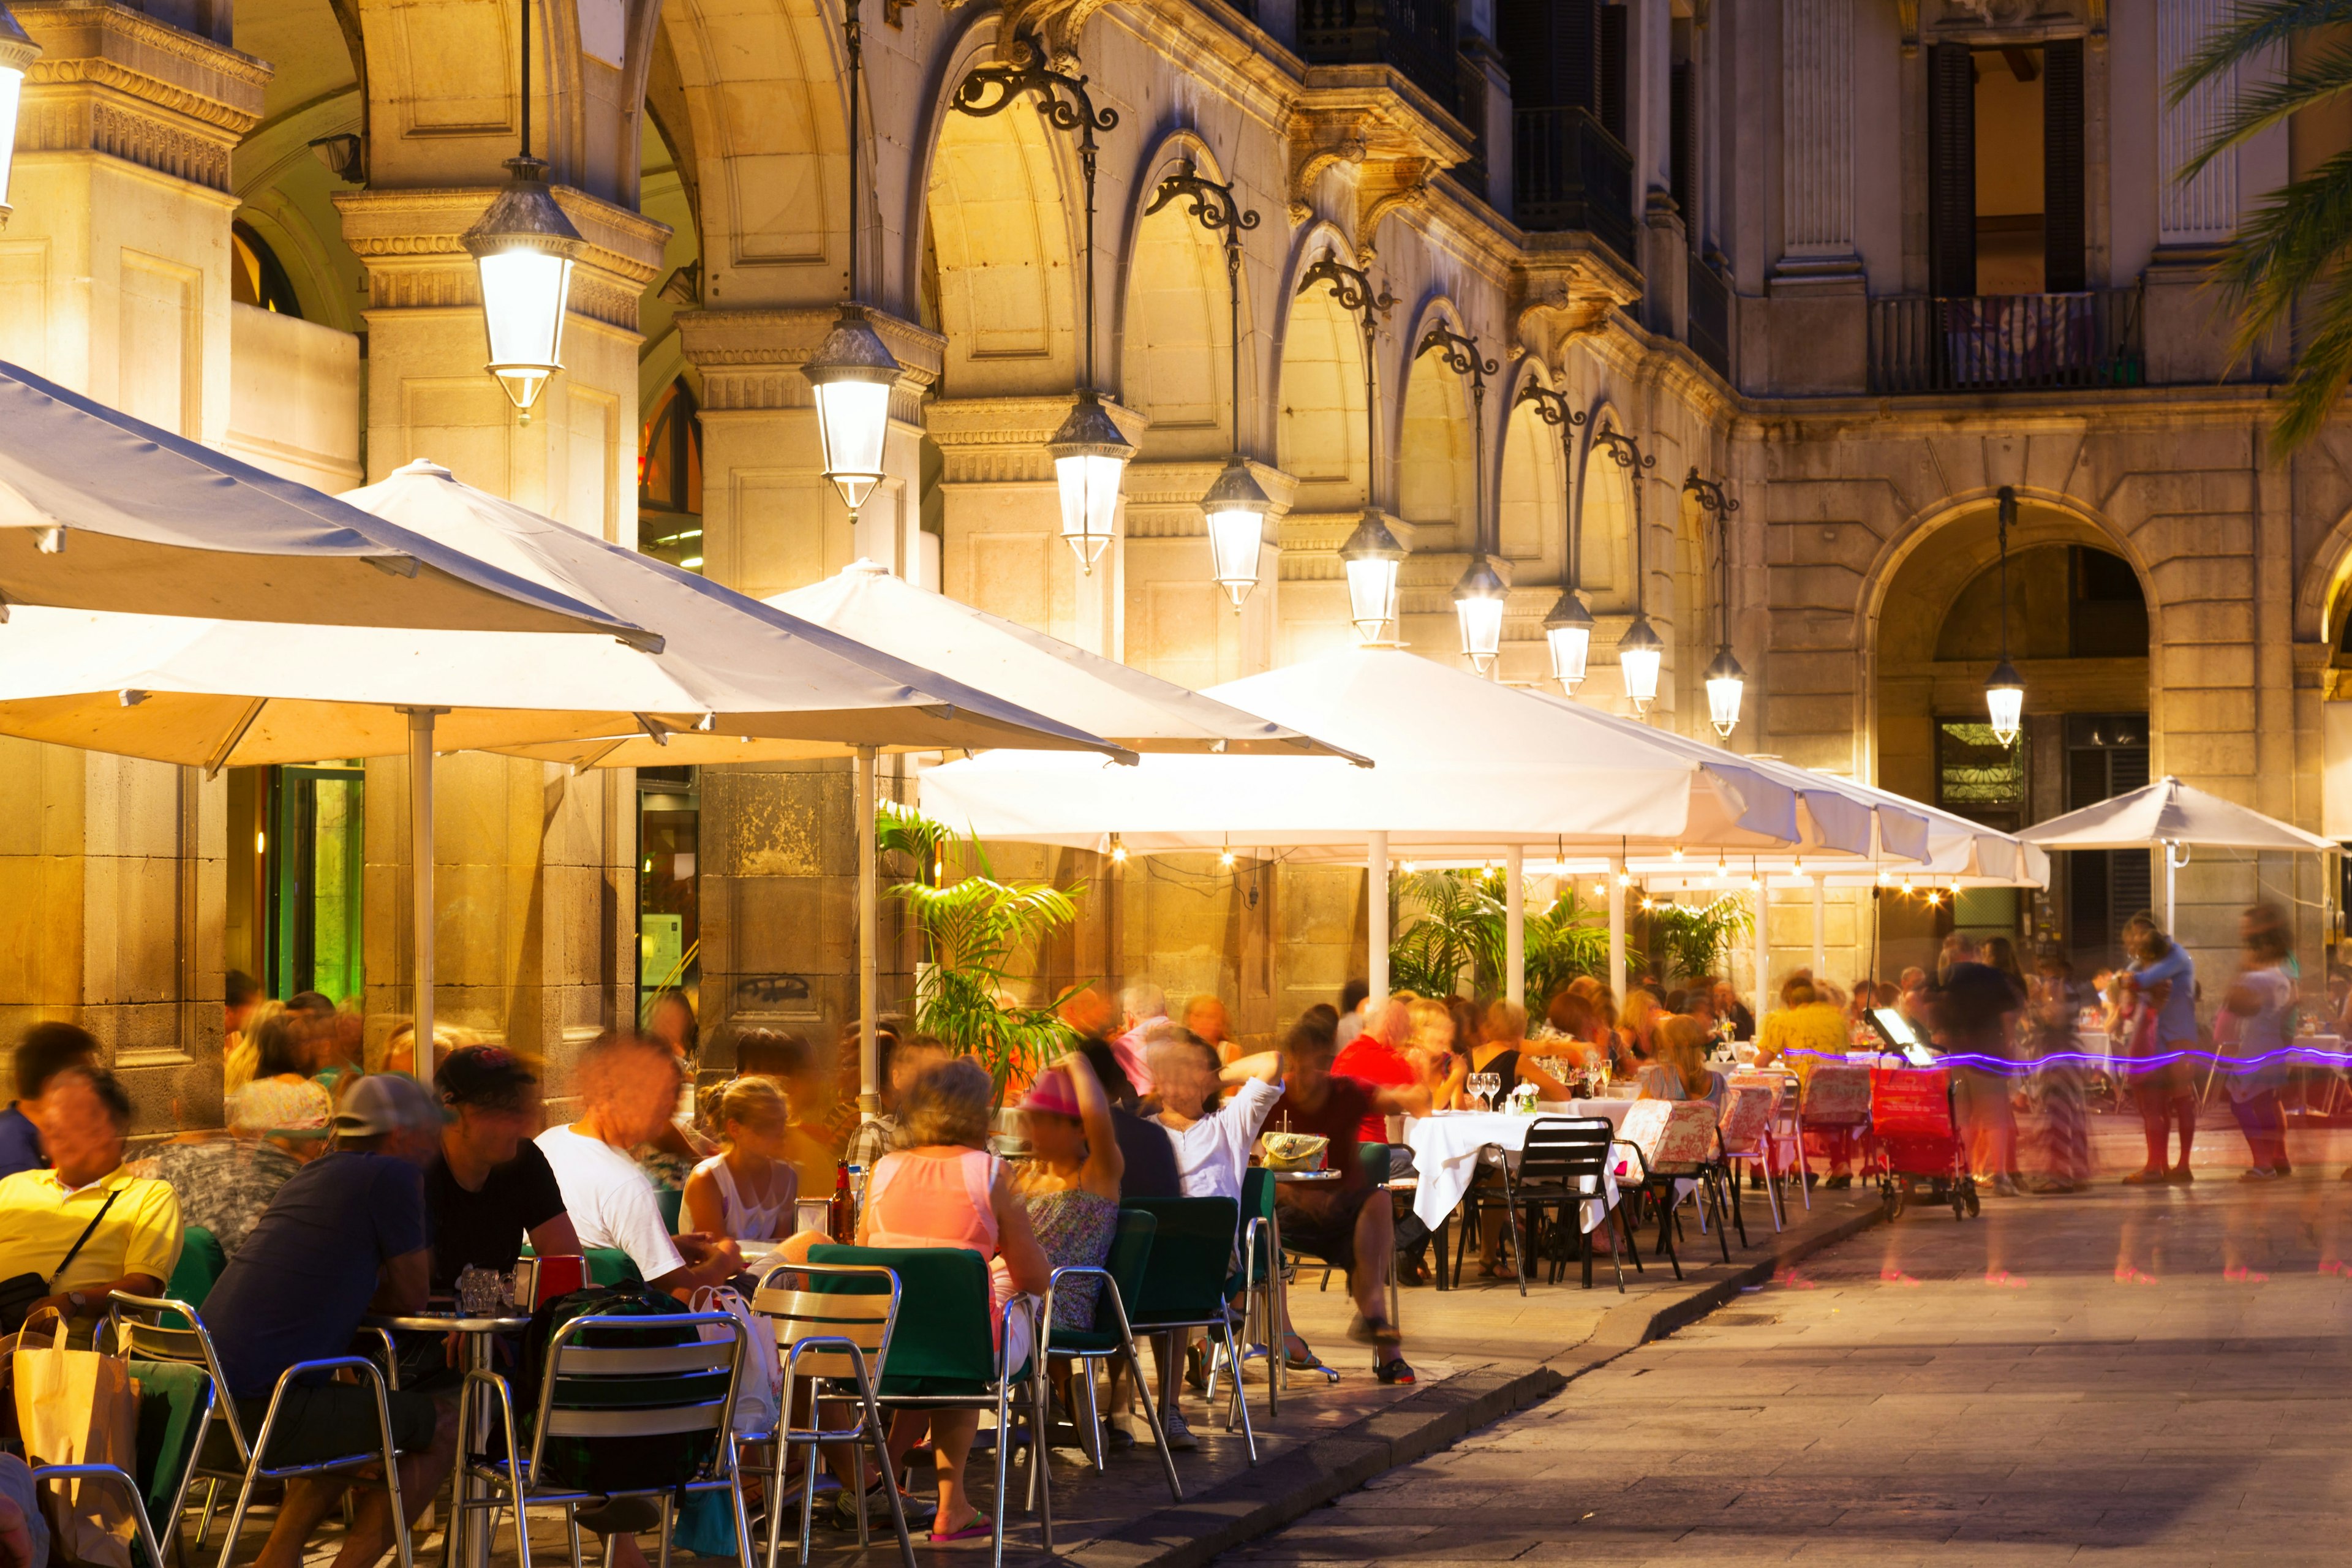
1275;257;1370;513
1396;314;1475;548
920;85;1080;398
1119;148;1237;461
1872;496;2152;973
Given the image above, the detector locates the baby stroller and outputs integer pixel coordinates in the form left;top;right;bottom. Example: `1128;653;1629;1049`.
1867;1066;1979;1221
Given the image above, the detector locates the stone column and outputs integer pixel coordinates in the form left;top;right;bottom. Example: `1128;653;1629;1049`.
1763;0;1867;392
675;306;944;597
927;394;1149;658
336;184;665;1069
0;0;266;1126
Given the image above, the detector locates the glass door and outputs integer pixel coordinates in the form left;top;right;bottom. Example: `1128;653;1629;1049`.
267;765;366;1004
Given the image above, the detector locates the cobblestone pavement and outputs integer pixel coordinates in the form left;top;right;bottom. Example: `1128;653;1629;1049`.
1227;1166;2352;1567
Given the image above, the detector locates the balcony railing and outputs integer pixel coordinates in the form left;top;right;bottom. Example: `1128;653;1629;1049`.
1686;252;1731;379
1298;0;1458;114
1868;290;2145;394
1512;107;1635;263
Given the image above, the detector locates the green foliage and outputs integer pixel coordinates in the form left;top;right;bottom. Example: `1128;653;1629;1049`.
2169;0;2352;451
1638;895;1752;986
875;801;1084;1098
1387;869;1611;1005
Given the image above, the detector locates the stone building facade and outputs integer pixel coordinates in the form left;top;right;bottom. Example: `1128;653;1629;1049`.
3;0;2344;1115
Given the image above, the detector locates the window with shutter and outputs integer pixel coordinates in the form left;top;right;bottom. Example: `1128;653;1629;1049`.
1927;42;1977;298
1599;6;1627;143
1671;59;1692;228
1500;0;1599;108
2044;38;2086;293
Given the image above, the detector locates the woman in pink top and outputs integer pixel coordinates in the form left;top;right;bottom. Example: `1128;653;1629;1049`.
860;1057;1050;1547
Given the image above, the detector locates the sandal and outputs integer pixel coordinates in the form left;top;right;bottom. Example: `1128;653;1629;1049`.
1477;1260;1519;1282
1281;1340;1327;1372
929;1515;994;1549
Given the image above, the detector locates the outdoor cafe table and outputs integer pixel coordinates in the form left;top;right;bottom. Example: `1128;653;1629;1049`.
363;1309;532;1568
1401;1105;1632;1287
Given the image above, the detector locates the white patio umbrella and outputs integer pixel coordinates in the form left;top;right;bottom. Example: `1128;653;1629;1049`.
2020;774;2333;930
0;462;1130;1093
0;361;654;643
767;560;1366;758
920;645;1807;1002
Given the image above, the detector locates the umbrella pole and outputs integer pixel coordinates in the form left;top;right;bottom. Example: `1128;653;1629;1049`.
402;706;443;1087
1368;832;1389;1006
857;745;880;1117
1811;876;1826;985
2165;840;2177;933
1753;878;1771;1032
1505;846;1525;1008
1608;857;1626;999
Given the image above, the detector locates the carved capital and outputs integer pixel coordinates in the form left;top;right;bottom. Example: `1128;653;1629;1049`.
1284;71;1468;245
13;0;269;190
336;184;670;332
676;306;944;417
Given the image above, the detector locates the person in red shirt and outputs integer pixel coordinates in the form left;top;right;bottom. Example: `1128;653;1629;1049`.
1330;995;1421;1145
1268;1005;1430;1384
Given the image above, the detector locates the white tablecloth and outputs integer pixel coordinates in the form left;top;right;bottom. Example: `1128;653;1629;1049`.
1401;1106;1626;1235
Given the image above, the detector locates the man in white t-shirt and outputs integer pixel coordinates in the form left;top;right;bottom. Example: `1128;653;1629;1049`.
1148;1035;1284;1202
535;1032;743;1298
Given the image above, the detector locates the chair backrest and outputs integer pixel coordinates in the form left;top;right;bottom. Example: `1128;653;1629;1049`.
1717;1085;1775;1152
527;1311;741;1457
126;1357;216;1536
655;1186;685;1234
1119;1197;1241;1325
1650;1101;1721;1172
162;1227;225;1308
1616;1100;1671;1164
581;1248;643;1287
1802;1064;1872;1125
1359;1142;1393;1186
806;1244;1001;1394
1093;1209;1158;1336
750;1259;899;1385
1516;1118;1615;1186
105;1292;247;1461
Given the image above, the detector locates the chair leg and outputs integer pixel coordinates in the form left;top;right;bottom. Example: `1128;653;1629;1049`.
990;1381;1011;1568
1216;1323;1257;1464
796;1435;821;1568
1032;1373;1054;1555
213;1466;264;1568
1123;1341;1182;1504
510;1485;533;1568
1076;1358;1106;1472
564;1501;584;1568
853;1375;916;1568
193;1478;222;1551
727;1441;758;1568
654;1494;674;1568
1500;1174;1529;1300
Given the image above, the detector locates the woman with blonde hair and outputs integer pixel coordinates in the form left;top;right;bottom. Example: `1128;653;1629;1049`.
684;1076;799;1241
1616;989;1663;1074
1406;997;1467;1105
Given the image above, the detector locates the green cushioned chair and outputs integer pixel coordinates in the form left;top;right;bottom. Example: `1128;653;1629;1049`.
656;1185;685;1234
1035;1209;1181;1499
164;1225;225;1308
1118;1197;1257;1463
807;1243;1051;1568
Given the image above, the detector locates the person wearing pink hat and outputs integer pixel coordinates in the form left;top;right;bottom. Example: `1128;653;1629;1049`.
1011;1049;1127;1447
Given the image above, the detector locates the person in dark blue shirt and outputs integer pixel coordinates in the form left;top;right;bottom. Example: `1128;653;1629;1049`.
200;1076;457;1568
0;1024;100;1180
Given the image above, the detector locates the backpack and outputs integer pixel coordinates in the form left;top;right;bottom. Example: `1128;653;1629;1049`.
519;1286;722;1495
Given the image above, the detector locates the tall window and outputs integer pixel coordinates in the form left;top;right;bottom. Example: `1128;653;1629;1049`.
638;766;699;1023
1927;39;2086;295
266;765;365;1004
639;379;704;572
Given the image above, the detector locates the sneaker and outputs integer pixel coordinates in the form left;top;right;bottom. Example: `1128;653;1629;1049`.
1374;1357;1416;1385
1156;1408;1197;1451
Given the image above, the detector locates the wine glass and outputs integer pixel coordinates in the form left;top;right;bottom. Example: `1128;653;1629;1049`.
1473;1072;1499;1112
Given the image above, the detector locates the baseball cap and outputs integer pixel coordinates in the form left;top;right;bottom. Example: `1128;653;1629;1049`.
334;1073;443;1139
435;1044;538;1109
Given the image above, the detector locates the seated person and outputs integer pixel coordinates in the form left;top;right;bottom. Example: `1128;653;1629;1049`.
0;1022;100;1179
1455;1000;1575;1109
1637;1015;1727;1108
535;1031;744;1298
1332;996;1423;1144
145;1076;333;1257
684;1076;799;1242
0;1065;181;1330
1149;1033;1283;1204
197;1076;459;1568
427;1046;578;1291
0;1454;46;1568
845;1029;943;1172
846;1058;1050;1547
1076;1038;1182;1200
1267;1008;1427;1384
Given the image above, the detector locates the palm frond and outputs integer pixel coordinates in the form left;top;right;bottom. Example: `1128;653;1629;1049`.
2175;42;2352;178
2169;0;2352;111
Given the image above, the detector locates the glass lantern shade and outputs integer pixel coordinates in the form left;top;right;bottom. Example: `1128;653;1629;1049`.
803;304;901;514
1986;658;2025;746
1338;510;1404;643
1453;556;1508;674
1703;646;1746;737
1202;458;1272;609
1618;612;1665;714
461;159;585;415
1046;389;1131;572
0;6;33;227
1543;589;1594;695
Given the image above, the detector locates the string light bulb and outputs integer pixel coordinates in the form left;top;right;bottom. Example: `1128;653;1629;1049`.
1109;835;1129;865
1900;878;1915;894
1927;890;1942;907
1640;897;1655;911
1219;846;1237;870
1617;871;1633;887
1671;845;1685;864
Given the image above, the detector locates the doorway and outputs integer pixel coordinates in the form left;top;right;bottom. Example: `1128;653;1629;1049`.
638;765;700;1025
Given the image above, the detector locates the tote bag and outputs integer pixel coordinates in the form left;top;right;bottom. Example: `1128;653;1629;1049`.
12;1313;140;1568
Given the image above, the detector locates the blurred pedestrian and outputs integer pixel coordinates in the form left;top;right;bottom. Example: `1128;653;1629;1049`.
1934;936;2026;1196
2022;944;2094;1193
2121;911;2199;1184
2221;903;2295;1180
1185;993;1238;1064
0;1023;99;1178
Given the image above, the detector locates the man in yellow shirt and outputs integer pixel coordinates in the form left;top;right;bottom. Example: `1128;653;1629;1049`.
0;1066;181;1324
